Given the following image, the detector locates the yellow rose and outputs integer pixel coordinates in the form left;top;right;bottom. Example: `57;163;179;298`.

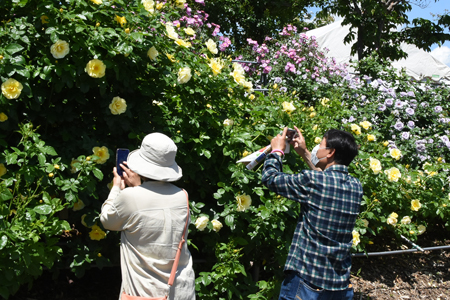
352;230;360;247
85;59;106;78
369;158;382;174
165;53;176;62
0;113;8;122
177;67;192;84
156;2;164;9
195;216;209;231
0;163;7;177
359;121;372;130
273;83;278;89
50;40;70;59
223;119;234;126
248;94;255;100
312;125;318;130
96;22;100;27
89;224;106;241
41;15;49;24
208;58;224;76
282;101;296;114
165;23;178;40
309;112;316;118
73;199;85;211
184;27;195;35
400;216;411;225
320;97;330;107
389;148;402;160
383;141;389;147
2;78;23;99
387;212;398;226
236;194;252;212
230;69;245;84
314;137;322;144
384;167;401;182
241;80;253;92
90;0;102;4
417;225;426;235
109;96;127;115
147;46;158;60
175;39;191;48
367;134;376;142
242;150;250;157
125;28;130;34
211;219;223;232
92;146;110;164
205;39;218;54
114;15;127;27
350;124;361;135
142;0;155;13
175;0;186;9
361;219;369;227
411;199;421;211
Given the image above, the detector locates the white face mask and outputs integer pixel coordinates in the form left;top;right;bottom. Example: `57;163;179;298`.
311;144;329;166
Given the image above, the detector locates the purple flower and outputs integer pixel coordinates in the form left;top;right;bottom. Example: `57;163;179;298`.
274;77;282;84
407;91;415;97
394;100;405;109
439;118;450;124
428;138;434;144
195;0;205;4
416;144;427;152
407;121;415;129
405;108;415;115
378;104;387;111
400;92;408;97
421;102;429;108
410;99;417;109
348;116;356;122
320;77;329;84
394;121;404;131
280;87;287;93
385;98;394;106
342;118;348;124
440;136;449;143
434;106;443;113
419;155;427;161
401;132;410;140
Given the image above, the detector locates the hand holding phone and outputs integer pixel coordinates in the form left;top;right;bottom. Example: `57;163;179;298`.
286;128;298;142
116;148;130;177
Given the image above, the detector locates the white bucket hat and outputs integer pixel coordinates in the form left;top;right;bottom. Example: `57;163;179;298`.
127;133;182;182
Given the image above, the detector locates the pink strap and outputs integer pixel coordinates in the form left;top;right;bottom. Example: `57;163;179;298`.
167;189;190;286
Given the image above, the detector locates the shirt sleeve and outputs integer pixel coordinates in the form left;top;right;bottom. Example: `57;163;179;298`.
261;153;311;203
100;186;129;231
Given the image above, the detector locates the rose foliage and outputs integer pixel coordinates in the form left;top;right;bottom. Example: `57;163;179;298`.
0;1;450;299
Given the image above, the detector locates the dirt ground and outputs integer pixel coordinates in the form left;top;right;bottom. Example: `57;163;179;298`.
9;229;450;300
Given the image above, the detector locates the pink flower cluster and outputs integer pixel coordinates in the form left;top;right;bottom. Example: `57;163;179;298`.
219;36;231;51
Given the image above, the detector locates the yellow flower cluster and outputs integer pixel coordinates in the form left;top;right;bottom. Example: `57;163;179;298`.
389;148;402;160
367;134;376;142
400;216;411;225
184;27;195;35
387;212;398;226
236;194;252;212
89;224;106;241
114;15;127;27
90;0;102;4
229;63;253;91
411;199;421;211
175;39;191;48
320;97;330;107
175;0;186;9
359;121;372;130
165;23;178;40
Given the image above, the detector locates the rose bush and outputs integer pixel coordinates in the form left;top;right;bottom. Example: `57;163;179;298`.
1;1;449;300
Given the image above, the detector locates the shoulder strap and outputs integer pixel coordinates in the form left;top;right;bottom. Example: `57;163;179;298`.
167;189;190;287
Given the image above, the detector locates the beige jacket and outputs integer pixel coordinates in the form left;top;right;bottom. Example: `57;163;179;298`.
100;181;196;299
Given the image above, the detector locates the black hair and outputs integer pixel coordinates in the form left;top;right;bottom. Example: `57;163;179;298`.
323;129;358;166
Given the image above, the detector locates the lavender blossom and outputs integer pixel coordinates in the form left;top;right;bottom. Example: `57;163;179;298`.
401;132;410;140
407;121;415;129
394;121;404;131
434;106;443;113
378;104;387;111
416;144;427;152
348;116;356;122
274;77;282;84
405;108;415;116
394;100;405;109
385;98;394;106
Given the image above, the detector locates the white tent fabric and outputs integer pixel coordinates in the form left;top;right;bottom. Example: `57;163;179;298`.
305;21;450;85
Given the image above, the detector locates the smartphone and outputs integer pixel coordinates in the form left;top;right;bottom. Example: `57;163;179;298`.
286;128;298;142
116;148;129;177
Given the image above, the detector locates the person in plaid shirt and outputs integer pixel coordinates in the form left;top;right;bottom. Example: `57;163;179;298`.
262;126;363;300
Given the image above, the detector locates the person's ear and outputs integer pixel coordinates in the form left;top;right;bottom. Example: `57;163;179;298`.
327;148;336;159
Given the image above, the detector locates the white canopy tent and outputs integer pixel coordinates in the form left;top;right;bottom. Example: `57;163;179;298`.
304;21;450;85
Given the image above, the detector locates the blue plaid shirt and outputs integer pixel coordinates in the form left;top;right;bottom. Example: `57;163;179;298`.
262;153;363;291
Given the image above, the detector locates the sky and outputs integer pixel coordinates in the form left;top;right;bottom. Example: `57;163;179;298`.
308;1;450;66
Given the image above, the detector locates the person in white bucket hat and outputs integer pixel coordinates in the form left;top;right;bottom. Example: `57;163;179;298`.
100;133;196;300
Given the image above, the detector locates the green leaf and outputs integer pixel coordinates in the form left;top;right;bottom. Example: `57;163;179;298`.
75;26;85;33
5;43;24;55
225;215;234;226
233;236;248;245
0;189;13;202
0;235;7;250
38;153;46;165
34;204;52;215
93;169;103;180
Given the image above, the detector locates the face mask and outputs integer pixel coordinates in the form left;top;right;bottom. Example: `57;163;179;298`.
311;144;329;166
